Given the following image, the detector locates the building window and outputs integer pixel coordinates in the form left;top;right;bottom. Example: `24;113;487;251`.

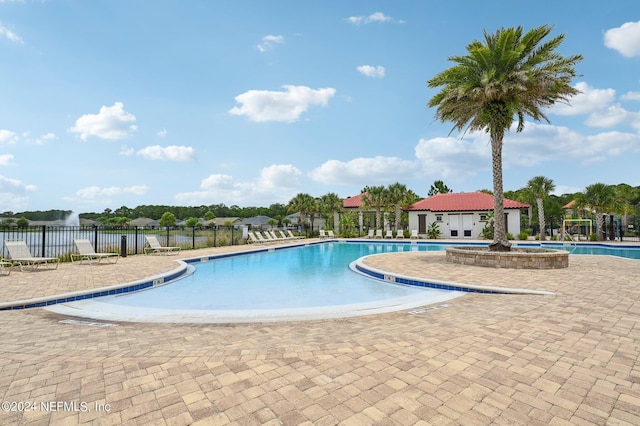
435;214;443;222
479;214;487;222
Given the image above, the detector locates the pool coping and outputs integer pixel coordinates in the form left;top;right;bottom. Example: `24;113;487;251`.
353;254;554;295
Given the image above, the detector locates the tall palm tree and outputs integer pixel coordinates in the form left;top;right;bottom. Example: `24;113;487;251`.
614;184;638;230
428;25;582;251
319;192;343;230
575;183;616;241
287;193;315;228
526;176;555;240
387;182;420;232
361;185;389;230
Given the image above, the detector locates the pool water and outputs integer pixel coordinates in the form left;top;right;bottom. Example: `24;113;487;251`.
526;243;640;259
104;242;453;311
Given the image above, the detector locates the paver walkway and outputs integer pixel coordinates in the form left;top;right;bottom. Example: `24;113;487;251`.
1;240;640;425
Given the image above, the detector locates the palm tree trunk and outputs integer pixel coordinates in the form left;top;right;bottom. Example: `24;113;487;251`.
596;212;605;241
488;133;511;251
537;198;546;241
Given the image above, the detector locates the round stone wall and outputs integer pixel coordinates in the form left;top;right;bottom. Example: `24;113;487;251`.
445;246;569;269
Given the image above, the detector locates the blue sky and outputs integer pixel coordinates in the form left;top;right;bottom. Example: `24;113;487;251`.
0;0;639;214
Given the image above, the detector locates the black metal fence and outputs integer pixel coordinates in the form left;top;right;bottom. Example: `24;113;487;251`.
0;225;256;260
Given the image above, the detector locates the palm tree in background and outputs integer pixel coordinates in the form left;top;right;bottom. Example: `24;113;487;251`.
428;25;582;251
319;192;343;230
428;180;452;196
387;182;420;232
287;193;315;229
361;185;388;230
614;184;638;231
575;183;616;241
526;176;555;240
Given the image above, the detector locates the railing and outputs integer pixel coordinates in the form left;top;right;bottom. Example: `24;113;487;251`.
0;225;255;260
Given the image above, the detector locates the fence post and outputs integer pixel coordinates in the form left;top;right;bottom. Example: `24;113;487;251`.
41;225;46;257
94;225;98;250
214;226;217;247
120;235;127;257
192;226;196;249
135;226;139;254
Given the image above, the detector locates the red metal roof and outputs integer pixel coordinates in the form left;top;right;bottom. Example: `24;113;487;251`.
343;192;368;208
407;192;529;212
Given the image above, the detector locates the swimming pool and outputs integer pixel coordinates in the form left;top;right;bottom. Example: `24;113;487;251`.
45;240;639;323
47;242;466;322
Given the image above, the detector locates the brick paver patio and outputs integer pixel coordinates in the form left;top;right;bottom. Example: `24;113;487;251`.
1;240;639;425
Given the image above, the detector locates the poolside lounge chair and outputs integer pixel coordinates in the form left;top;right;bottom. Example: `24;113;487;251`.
247;231;263;244
396;230;405;239
4;239;59;271
327;230;336;238
277;230;293;240
144;235;181;255
319;230;327;239
410;230;419;239
0;259;11;275
367;230;374;238
268;231;286;241
374;230;383;239
286;230;304;239
385;230;394;239
258;232;276;243
72;239;119;264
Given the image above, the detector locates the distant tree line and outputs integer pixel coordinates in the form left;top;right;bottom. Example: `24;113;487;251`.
1;203;291;224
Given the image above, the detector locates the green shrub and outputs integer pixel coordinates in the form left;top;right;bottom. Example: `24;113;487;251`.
518;231;529;240
589;233;598;241
506;232;513;240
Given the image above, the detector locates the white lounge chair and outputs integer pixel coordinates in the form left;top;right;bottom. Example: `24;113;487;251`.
277;230;292;240
259;232;277;243
327;230;336;238
374;230;383;239
385;230;394;239
410;230;419;239
319;230;327;239
247;231;263;244
269;231;286;241
144;235;181;255
367;230;375;238
0;259;12;275
396;230;405;239
72;239;119;264
286;230;304;239
4;239;59;271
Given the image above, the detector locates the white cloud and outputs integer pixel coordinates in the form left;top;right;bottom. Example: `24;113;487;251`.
412;122;640;180
257;34;284;52
604;20;640;57
229;85;336;122
0;174;37;193
0;129;18;144
69;102;137;140
175;164;301;206
76;185;149;199
585;104;640;128
136;145;195;162
414;135;490;179
0;154;13;166
622;92;640;101
119;145;134;156
0;21;22;44
356;65;385;78
553;82;616;116
309;156;417;186
346;12;399;26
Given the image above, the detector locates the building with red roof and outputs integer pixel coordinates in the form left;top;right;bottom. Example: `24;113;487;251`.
405;192;530;238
